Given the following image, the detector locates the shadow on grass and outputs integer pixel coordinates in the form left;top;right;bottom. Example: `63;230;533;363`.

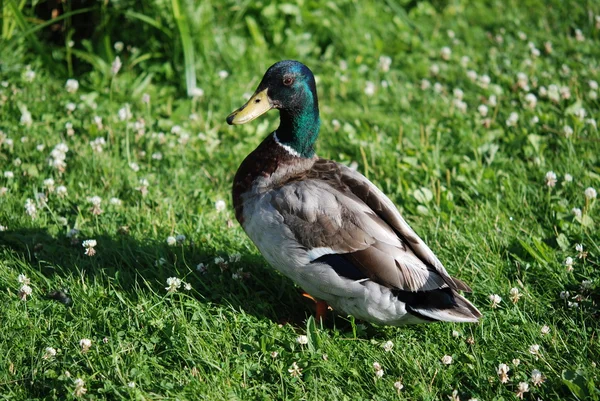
0;228;323;328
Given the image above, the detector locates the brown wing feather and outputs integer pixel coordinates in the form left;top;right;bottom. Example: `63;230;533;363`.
269;159;467;293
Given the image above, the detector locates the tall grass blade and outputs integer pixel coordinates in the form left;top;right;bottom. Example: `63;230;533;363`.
171;0;196;96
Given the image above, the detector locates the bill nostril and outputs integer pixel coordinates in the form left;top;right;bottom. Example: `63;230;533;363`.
255;98;261;103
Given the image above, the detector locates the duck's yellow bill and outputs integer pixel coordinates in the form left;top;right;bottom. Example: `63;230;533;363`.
226;88;272;125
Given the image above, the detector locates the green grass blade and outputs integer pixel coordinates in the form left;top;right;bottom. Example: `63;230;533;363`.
19;7;95;37
124;10;173;38
5;0;60;73
171;0;196;96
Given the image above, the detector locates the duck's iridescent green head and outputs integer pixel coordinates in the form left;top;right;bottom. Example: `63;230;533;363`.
227;60;321;158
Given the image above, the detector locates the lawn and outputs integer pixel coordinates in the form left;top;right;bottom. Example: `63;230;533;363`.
0;0;599;399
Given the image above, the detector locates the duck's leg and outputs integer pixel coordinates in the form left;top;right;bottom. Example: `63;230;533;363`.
301;292;330;322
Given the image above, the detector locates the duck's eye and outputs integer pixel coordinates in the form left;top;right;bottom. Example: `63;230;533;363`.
283;76;294;86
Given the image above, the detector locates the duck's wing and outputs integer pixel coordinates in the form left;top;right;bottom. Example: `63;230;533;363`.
271;158;472;294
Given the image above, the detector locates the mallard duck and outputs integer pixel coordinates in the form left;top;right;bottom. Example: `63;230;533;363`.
227;60;481;325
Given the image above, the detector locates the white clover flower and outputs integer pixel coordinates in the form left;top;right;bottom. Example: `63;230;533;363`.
545;171;557;187
531;369;544;386
516;72;529;90
453;88;464;100
382;340;394;352
441;355;453;365
288;361;302;377
453;99;467;113
529;344;540;355
466;70;477;81
270;351;278;358
524;93;537;108
49;143;69;172
229;253;241;263
43;178;55;192
73;378;87;397
183;282;192;291
191;87;204;98
560;85;571;99
65;79;79;93
573;107;586;120
509;287;521;303
516;382;529;399
440;46;452;60
42;346;57;360
590;80;599;91
23;68;36;82
20;108;33;127
118;105;132;121
79;338;92;353
540;325;550;335
488;94;497;107
215;199;226;212
111;56;122;75
430;64;440;75
165;277;182;292
530;116;539;125
364;81;376;96
560;291;570;299
114;41;124;52
477;104;488;117
196;263;207;273
548;85;560;102
375;369;384;378
460;55;470;66
564;173;573;183
24;198;37;219
19;284;33;300
497;363;510;383
581;280;592;290
88;196;102;215
378;55;392;72
296;335;308;345
565;257;574;272
452;330;460;338
218;70;229;79
571;208;582;218
109;197;122;206
479;74;491;88
433;82;443;93
420;79;431;90
90;137;106;153
574;29;585;41
82;239;97;256
129;162;140;172
562;125;574;138
506;112;519;127
584;187;597;200
394;380;404;392
489;294;502;308
4;171;14;179
166;236;177;246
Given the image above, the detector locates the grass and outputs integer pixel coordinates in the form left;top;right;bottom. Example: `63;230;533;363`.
1;0;599;399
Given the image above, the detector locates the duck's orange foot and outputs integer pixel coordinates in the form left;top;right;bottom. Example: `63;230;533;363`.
301;292;330;322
